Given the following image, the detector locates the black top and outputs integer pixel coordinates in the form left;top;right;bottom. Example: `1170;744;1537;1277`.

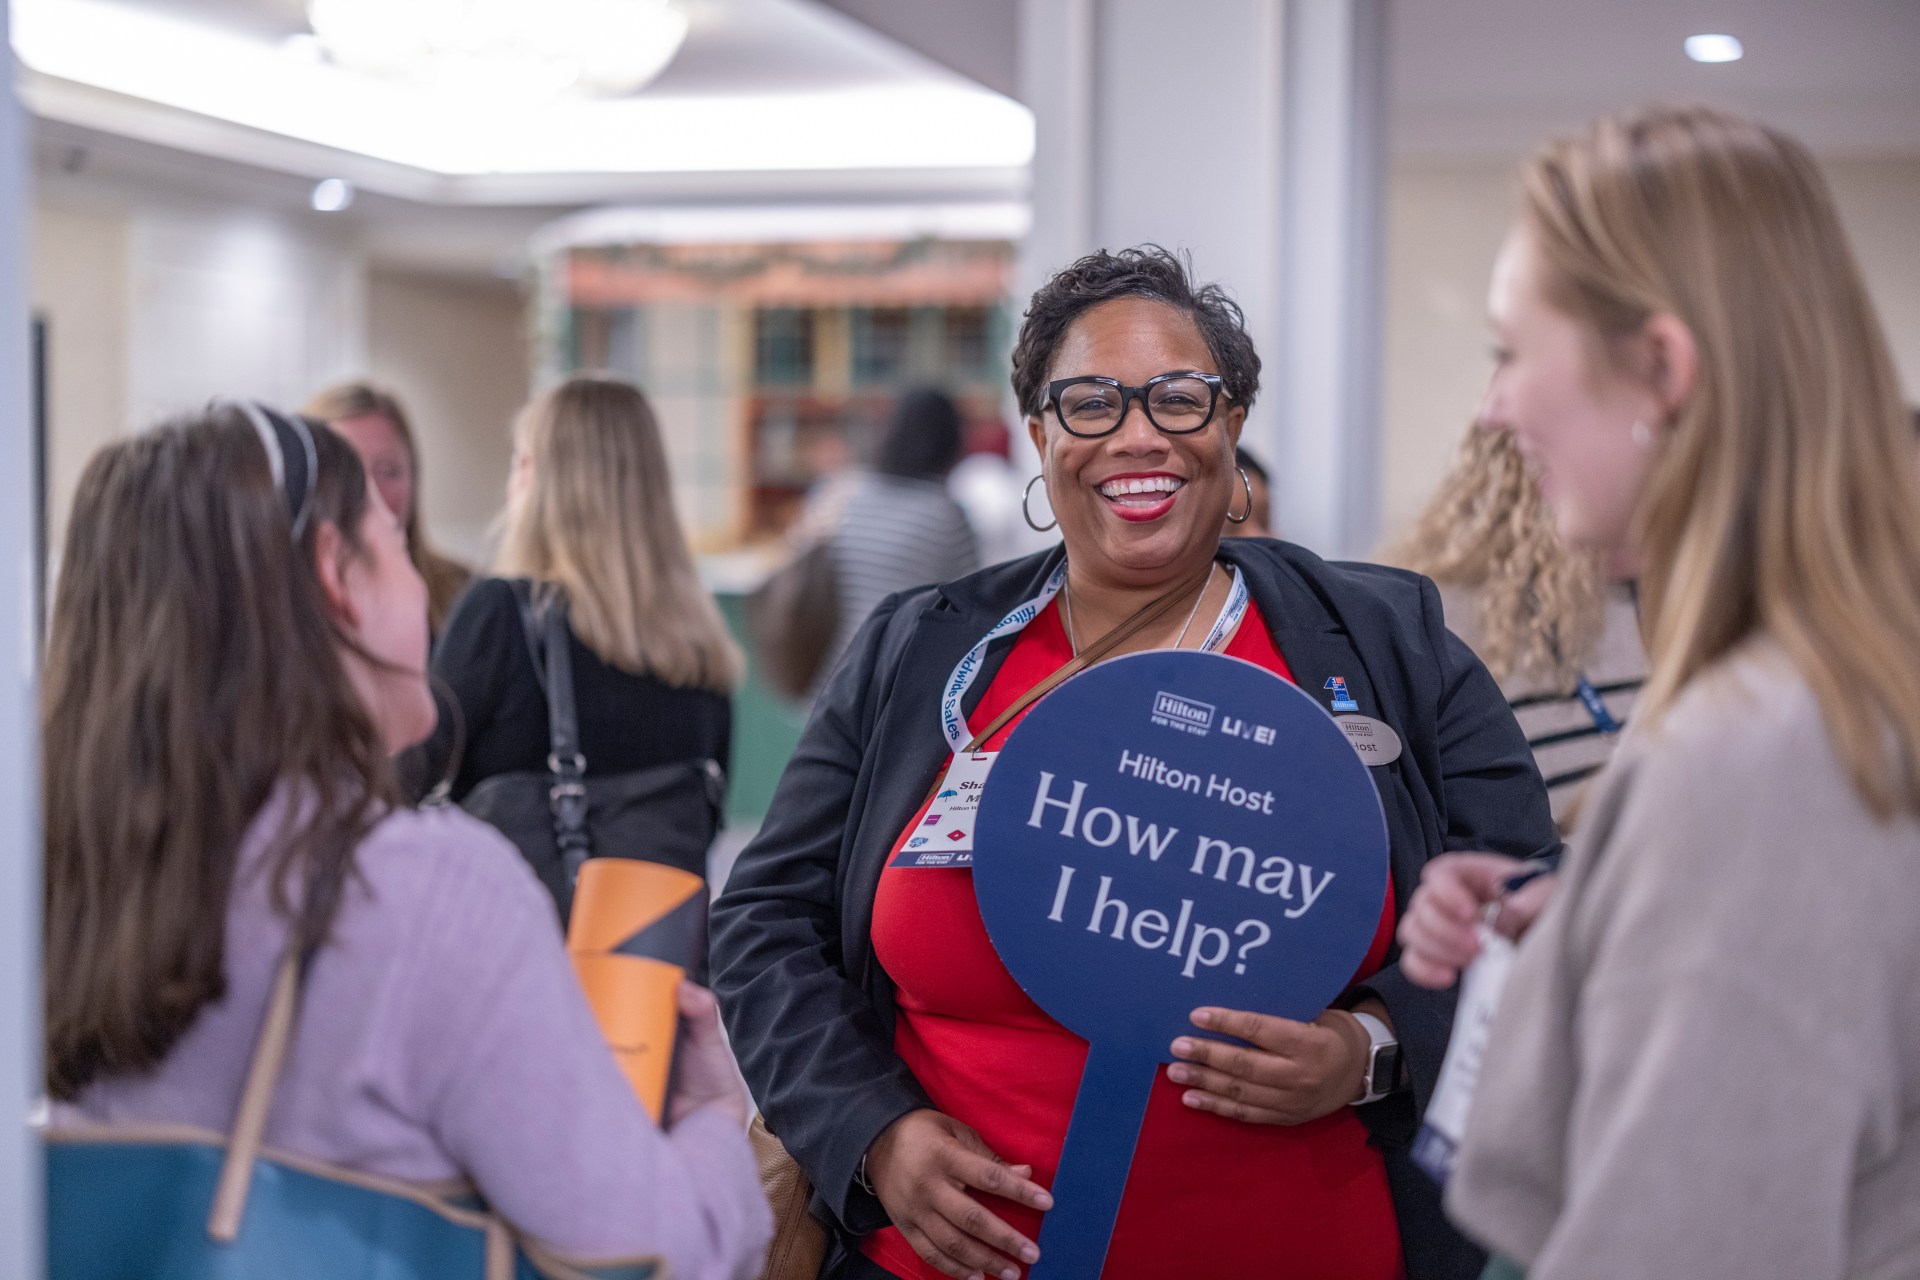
709;539;1559;1280
407;577;732;802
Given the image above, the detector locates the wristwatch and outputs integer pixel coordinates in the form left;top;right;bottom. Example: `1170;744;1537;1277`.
1349;1011;1403;1106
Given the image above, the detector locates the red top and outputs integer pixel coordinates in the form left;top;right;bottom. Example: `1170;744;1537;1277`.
864;596;1403;1280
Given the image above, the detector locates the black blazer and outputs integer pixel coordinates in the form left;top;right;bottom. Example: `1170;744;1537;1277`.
711;540;1559;1279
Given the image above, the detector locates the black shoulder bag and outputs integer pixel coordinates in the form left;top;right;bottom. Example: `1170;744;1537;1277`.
460;583;726;938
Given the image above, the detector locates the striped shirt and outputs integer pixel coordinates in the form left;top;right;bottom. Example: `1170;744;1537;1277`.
1438;583;1647;828
827;473;981;668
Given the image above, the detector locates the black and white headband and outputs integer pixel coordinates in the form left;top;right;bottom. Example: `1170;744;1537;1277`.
236;401;319;541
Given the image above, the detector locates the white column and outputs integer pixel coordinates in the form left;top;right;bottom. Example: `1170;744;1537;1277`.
1275;0;1389;556
1015;0;1094;307
1008;0;1097;512
1017;0;1388;556
0;1;44;1273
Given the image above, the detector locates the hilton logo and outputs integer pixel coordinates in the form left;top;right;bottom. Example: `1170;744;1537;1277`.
1151;691;1215;736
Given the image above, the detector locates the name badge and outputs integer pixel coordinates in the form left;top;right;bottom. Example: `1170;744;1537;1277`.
892;752;998;868
1335;714;1402;766
1411;924;1516;1185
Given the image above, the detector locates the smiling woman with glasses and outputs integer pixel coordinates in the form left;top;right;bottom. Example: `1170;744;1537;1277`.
713;244;1558;1280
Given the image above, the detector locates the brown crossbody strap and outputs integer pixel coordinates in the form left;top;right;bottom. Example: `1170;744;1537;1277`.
959;564;1211;753
207;949;301;1242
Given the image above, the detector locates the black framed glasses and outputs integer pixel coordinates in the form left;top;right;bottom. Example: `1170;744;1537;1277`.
1044;372;1227;438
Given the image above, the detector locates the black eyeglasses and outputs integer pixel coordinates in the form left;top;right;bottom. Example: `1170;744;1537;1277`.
1043;372;1227;438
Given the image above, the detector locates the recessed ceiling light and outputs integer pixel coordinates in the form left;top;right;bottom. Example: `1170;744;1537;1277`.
1685;34;1744;63
311;178;354;212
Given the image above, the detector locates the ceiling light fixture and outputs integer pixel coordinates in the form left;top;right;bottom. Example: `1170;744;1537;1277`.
1684;34;1744;64
306;0;690;100
11;0;1035;178
311;178;354;212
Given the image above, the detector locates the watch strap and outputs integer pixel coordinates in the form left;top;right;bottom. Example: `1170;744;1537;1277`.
1349;1010;1402;1106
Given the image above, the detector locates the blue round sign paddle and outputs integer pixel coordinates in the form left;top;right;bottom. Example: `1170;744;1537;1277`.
971;649;1389;1277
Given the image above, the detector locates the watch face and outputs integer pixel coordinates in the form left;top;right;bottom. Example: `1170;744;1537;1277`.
1370;1046;1401;1095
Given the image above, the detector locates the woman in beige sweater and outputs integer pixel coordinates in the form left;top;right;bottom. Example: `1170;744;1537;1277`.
1398;106;1920;1279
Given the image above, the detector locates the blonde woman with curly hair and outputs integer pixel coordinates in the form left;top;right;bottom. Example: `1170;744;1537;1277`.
1385;423;1645;825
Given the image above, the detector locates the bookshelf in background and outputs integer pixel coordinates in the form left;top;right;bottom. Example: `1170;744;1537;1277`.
539;238;1015;549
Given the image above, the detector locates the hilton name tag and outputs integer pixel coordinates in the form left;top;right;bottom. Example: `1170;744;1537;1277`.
1336;714;1402;766
893;751;998;867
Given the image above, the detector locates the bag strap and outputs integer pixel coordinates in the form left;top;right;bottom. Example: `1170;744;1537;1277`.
539;597;593;887
958;565;1210;752
508;581;595;889
204;949;522;1278
207;950;302;1242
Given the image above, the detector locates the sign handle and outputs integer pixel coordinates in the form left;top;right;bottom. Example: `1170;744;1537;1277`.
1030;1044;1157;1279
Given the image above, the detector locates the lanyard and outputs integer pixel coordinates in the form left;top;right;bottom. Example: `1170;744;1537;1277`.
1573;673;1622;735
939;562;1249;755
1196;565;1250;655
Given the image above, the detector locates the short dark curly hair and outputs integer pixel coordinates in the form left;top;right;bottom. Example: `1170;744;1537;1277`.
1010;245;1262;421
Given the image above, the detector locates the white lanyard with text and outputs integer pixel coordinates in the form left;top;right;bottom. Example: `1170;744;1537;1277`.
938;562;1249;756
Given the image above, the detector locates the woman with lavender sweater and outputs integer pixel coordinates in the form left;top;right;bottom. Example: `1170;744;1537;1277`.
42;406;770;1278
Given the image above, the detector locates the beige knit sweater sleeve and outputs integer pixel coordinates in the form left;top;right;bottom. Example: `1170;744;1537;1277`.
1447;641;1920;1280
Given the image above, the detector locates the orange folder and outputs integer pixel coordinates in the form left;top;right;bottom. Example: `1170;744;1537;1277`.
567;859;708;1122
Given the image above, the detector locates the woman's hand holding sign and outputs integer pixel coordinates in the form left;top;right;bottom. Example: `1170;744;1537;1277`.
1168;1002;1384;1124
866;1108;1052;1280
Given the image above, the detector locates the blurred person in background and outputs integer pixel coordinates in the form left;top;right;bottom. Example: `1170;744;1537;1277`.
949;416;1031;567
1393;106;1920;1280
825;387;981;668
43;405;770;1277
407;377;740;855
304;381;473;633
1223;445;1273;538
1383;423;1644;827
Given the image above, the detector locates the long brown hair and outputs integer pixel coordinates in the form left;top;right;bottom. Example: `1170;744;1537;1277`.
43;408;396;1099
304;381;471;631
495;375;742;692
1385;422;1606;687
1522;105;1920;816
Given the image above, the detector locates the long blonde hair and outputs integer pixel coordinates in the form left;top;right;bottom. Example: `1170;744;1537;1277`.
1522;105;1920;817
496;375;742;693
1385;422;1605;687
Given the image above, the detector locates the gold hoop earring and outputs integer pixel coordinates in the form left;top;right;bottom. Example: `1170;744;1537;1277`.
1225;468;1255;525
1022;474;1058;532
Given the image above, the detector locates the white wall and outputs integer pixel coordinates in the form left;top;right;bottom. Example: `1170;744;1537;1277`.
1827;157;1920;403
365;268;530;566
1379;152;1920;548
33;180;368;554
31;176;533;570
1378;157;1515;541
127;207;365;423
31;199;127;556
